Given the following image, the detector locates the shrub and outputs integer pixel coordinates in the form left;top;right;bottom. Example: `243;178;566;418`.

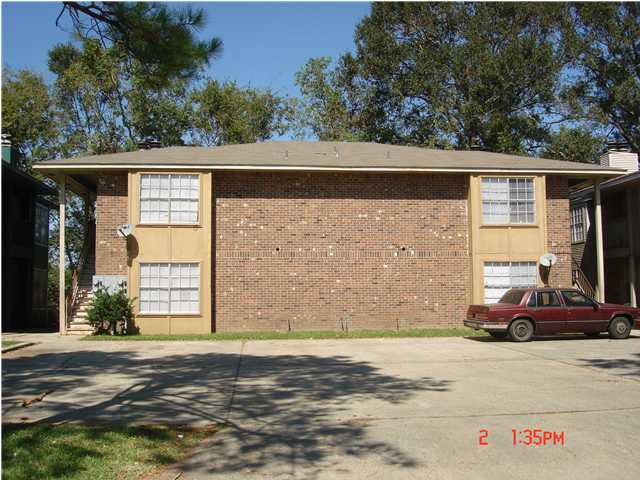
86;285;135;335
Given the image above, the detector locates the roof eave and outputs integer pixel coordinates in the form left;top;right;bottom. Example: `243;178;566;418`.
32;162;626;178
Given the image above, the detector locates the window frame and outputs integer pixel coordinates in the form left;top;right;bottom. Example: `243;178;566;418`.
527;291;537;308
535;290;562;308
138;261;201;315
570;204;587;244
561;290;596;308
34;202;49;247
138;173;201;226
480;176;536;226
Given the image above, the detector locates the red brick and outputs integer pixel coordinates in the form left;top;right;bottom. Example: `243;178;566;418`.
545;176;572;288
95;173;128;275
213;172;470;331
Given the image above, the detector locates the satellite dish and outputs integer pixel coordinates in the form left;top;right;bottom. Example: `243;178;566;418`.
117;224;134;238
539;253;557;267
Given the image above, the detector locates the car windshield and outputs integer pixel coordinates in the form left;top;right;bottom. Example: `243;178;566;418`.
498;290;525;305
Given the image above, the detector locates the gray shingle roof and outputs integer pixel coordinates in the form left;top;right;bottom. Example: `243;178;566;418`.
33;141;624;176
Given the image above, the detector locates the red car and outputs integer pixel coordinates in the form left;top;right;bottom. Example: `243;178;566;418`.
465;288;640;342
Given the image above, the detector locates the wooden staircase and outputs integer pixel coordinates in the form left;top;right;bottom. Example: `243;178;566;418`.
572;259;596;300
67;255;96;335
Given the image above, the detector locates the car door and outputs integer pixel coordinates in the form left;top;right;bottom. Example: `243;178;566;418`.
529;290;566;334
560;290;607;333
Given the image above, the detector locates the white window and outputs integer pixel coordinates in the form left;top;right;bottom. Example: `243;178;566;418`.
484;261;537;304
139;262;200;314
140;174;199;224
481;177;535;224
570;205;587;243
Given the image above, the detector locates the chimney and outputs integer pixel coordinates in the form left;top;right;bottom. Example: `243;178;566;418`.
600;140;638;174
138;139;163;150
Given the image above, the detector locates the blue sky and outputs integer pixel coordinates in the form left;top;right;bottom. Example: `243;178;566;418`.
1;1;371;100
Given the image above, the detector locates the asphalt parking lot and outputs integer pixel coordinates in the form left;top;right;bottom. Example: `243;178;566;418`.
3;332;640;479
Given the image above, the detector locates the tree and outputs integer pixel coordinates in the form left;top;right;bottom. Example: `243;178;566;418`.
49;41;128;156
562;3;640;152
57;2;222;84
294;57;361;141
296;3;570;153
190;79;294;146
542;126;605;163
48;39;195;154
1;69;57;165
127;75;192;148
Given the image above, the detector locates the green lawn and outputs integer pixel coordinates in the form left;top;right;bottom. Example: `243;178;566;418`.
82;327;486;341
2;340;21;349
1;424;216;480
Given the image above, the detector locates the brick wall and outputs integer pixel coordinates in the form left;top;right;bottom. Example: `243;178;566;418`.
545;176;572;288
95;173;128;275
213;172;470;332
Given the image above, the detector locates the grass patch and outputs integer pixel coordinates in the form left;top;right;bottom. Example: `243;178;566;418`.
2;340;21;348
1;423;216;480
82;328;486;342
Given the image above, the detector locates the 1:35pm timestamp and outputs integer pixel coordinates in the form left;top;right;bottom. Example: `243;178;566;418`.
512;428;565;446
479;428;565;447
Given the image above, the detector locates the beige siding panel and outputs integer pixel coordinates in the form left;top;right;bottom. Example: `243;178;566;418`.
128;170;213;334
469;175;547;304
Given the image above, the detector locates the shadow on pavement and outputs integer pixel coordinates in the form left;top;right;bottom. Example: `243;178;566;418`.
2;348;452;477
578;353;640;379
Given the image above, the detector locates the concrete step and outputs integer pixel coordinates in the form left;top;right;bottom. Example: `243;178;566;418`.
67;320;94;331
69;323;91;329
66;329;93;336
68;320;92;325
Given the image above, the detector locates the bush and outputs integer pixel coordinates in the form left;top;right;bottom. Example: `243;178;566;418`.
86;285;135;335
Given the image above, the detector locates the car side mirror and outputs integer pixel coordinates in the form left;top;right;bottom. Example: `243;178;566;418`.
592;303;599;311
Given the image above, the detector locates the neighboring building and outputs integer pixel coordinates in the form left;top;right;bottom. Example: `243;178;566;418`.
34;142;622;334
2;136;56;331
570;142;639;307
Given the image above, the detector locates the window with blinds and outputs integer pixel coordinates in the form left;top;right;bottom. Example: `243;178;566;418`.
570;205;587;243
481;177;535;224
139;263;200;314
483;261;537;304
139;174;199;224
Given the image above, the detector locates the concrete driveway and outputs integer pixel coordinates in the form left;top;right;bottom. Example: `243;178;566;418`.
3;333;640;479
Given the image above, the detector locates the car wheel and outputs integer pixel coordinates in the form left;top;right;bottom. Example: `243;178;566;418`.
608;316;631;340
489;331;508;339
508;319;534;342
584;332;600;338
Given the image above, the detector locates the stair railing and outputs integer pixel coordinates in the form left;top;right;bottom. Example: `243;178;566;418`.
65;218;95;326
571;259;596;300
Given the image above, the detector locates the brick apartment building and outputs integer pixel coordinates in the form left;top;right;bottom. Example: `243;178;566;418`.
34;142;623;335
